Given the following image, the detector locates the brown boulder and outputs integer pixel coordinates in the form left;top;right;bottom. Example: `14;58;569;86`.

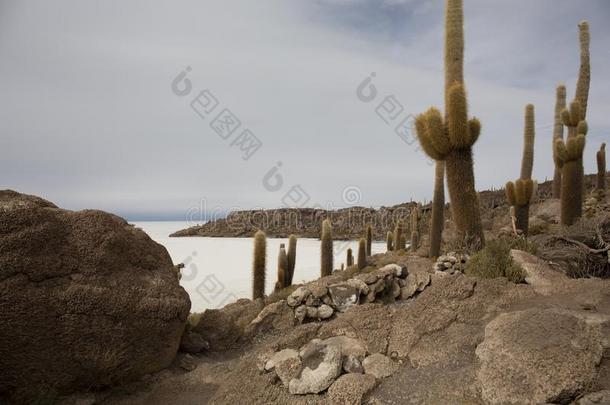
0;191;191;402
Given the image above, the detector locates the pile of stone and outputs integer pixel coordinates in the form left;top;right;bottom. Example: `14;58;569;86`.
433;252;469;274
262;336;398;397
286;264;431;323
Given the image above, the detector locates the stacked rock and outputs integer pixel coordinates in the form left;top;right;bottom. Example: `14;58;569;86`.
287;264;430;323
433;252;469;274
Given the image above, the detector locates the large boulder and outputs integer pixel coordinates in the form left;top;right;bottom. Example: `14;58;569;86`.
475;308;603;405
0;191;191;402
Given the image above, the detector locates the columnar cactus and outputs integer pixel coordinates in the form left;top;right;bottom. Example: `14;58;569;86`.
555;130;587;225
275;244;288;292
520;104;535;180
346;248;354;267
366;224;373;256
252;230;266;299
505;179;534;235
414;0;485;249
575;21;590;121
597;143;606;194
410;206;420;252
357;238;367;270
552;85;567;198
287;234;297;286
320;219;333;277
386;231;394;252
394;220;405;251
429;161;445;258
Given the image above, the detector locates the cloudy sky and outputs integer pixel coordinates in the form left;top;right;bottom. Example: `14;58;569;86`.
1;0;609;220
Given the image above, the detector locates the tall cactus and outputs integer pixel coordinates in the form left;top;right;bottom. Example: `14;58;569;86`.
357;238;367;270
410;206;420;252
394;219;405;251
252;230;266;299
505;179;534;235
597;143;606;195
429;161;445;258
286;235;297;286
415;0;484;250
366;224;373;256
575;21;590;121
275;244;288;292
555;129;588;225
386;231;394;252
320;219;333;277
520;104;536;180
346;248;354;267
552;85;567;198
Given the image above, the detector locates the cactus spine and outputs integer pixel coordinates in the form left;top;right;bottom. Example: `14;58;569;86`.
252;230;266;299
429;161;445;258
386;231;394;252
552;85;567;198
357;238;367;270
275;244;288;292
366;224;372;256
286;235;297;286
320;219;333;277
414;0;485;249
597;143;606;194
410;206;420;252
346;248;354;267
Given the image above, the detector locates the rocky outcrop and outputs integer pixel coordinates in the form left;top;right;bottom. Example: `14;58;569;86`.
0;191;191;403
476;308;604;404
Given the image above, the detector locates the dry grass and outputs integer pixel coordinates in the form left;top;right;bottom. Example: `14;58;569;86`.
465;238;526;283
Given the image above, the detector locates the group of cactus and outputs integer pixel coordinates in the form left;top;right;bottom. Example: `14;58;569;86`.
252;231;297;299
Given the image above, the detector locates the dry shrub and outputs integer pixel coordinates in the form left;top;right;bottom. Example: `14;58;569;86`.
465;238;526;283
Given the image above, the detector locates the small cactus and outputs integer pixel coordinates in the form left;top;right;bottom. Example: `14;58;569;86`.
393;220;404;251
429;161;445;258
320;219;333;277
252;230;266;300
366;224;373;256
505;179;534;235
357;238;367;270
386;231;394;251
597;143;606;194
286;235;297;286
346;248;354;267
552;85;567;198
275;244;288;292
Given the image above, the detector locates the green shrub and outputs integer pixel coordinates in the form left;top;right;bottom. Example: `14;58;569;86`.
465;238;526;283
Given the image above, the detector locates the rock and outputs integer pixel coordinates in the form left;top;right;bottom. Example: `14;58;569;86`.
475;308;603;405
378;263;405;277
275;356;302;387
287;287;310;307
317;304;334;319
299;338;324;359
0;191;191;402
179;354;198;372
346;278;369;295
510;249;569;296
244;300;294;338
289;344;342;395
342;355;364;374
327;373;378;404
577;390;610;405
323;336;367;360
264;348;299;372
306;306;318;318
354;272;378;284
179;331;209;354
294;305;307;323
362;353;399;379
328;282;360;312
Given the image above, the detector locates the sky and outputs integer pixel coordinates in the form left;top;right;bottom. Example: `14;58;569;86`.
1;0;609;221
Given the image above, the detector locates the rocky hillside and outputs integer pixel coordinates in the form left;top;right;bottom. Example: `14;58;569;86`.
170;174;603;239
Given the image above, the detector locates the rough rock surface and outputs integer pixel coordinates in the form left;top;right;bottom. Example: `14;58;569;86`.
476;308;604;405
362;353;399;379
0;191;191;402
289;344;342;395
326;373;378;404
